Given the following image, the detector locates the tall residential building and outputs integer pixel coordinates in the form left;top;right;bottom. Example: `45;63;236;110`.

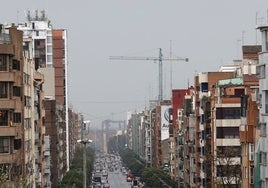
142;110;152;167
179;89;196;188
18;9;69;180
170;89;187;180
0;24;26;187
194;72;234;188
43;100;65;187
211;77;245;187
255;24;268;188
52;29;69;174
240;45;260;188
0;24;46;187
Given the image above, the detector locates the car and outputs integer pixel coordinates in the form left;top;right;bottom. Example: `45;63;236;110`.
101;178;107;185
126;176;132;182
130;179;139;188
103;183;110;188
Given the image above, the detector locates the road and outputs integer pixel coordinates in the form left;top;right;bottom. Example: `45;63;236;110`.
108;171;131;188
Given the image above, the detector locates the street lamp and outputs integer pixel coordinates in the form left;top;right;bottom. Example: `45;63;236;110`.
77;139;92;188
78;119;92;188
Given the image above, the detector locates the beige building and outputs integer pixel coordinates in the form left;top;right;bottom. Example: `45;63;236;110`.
0;24;46;187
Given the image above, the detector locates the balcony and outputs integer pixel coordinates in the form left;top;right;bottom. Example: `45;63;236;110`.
240;124;254;142
0;43;14;54
0;126;16;136
0;153;17;163
0;71;21;82
0;98;22;109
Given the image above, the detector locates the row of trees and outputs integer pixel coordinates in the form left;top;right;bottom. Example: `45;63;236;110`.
59;146;94;187
119;148;177;188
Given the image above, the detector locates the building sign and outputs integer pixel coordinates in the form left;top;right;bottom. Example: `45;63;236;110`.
161;105;171;140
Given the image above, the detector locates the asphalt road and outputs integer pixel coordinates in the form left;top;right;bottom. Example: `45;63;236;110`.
108;171;131;188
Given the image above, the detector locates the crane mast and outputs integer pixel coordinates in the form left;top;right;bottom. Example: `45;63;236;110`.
110;48;188;102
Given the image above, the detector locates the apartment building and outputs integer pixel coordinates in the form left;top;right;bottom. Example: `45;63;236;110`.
194;72;234;188
0;24;26;187
239;45;261;188
17;10;70;184
170;89;187;180
68;109;80;163
142;110;152;167
43;100;65;187
211;77;244;187
0;24;47;187
128;113;140;155
177;87;195;188
255;24;268;188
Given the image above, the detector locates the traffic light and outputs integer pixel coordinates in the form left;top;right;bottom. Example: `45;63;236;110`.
0;111;2;117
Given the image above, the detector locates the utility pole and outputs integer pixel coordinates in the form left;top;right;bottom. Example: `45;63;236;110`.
77;120;92;188
83;140;86;188
110;48;188;103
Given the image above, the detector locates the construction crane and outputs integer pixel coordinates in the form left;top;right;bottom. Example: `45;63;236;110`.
110;48;188;102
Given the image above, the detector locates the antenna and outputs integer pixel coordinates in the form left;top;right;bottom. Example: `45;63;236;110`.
17;10;19;24
170;40;173;97
242;30;245;46
256;12;258;45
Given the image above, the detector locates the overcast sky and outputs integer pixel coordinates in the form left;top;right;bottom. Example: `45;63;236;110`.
1;1;268;127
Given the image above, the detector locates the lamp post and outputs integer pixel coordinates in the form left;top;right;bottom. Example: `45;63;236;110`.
78;120;92;188
77;139;92;188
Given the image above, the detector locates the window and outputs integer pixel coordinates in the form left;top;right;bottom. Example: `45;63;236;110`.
13;86;21;97
256;64;266;79
24;118;31;129
200;82;208;92
12;60;20;70
217;165;240;177
0;82;8;98
0;55;7;71
13;113;21;123
23;73;30;85
0;137;9;153
0;110;8;126
249;144;254;161
249;166;254;184
14;139;21;150
235;88;245;97
217;146;241;157
257;91;262;108
24;140;31;152
200;114;204;124
260;123;267;137
216;127;239;138
240;95;248;117
265;30;268;51
265;91;268;114
260;151;267;165
24;96;31;107
216;107;241;119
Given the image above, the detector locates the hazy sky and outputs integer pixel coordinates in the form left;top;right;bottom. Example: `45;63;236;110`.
1;1;268;127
